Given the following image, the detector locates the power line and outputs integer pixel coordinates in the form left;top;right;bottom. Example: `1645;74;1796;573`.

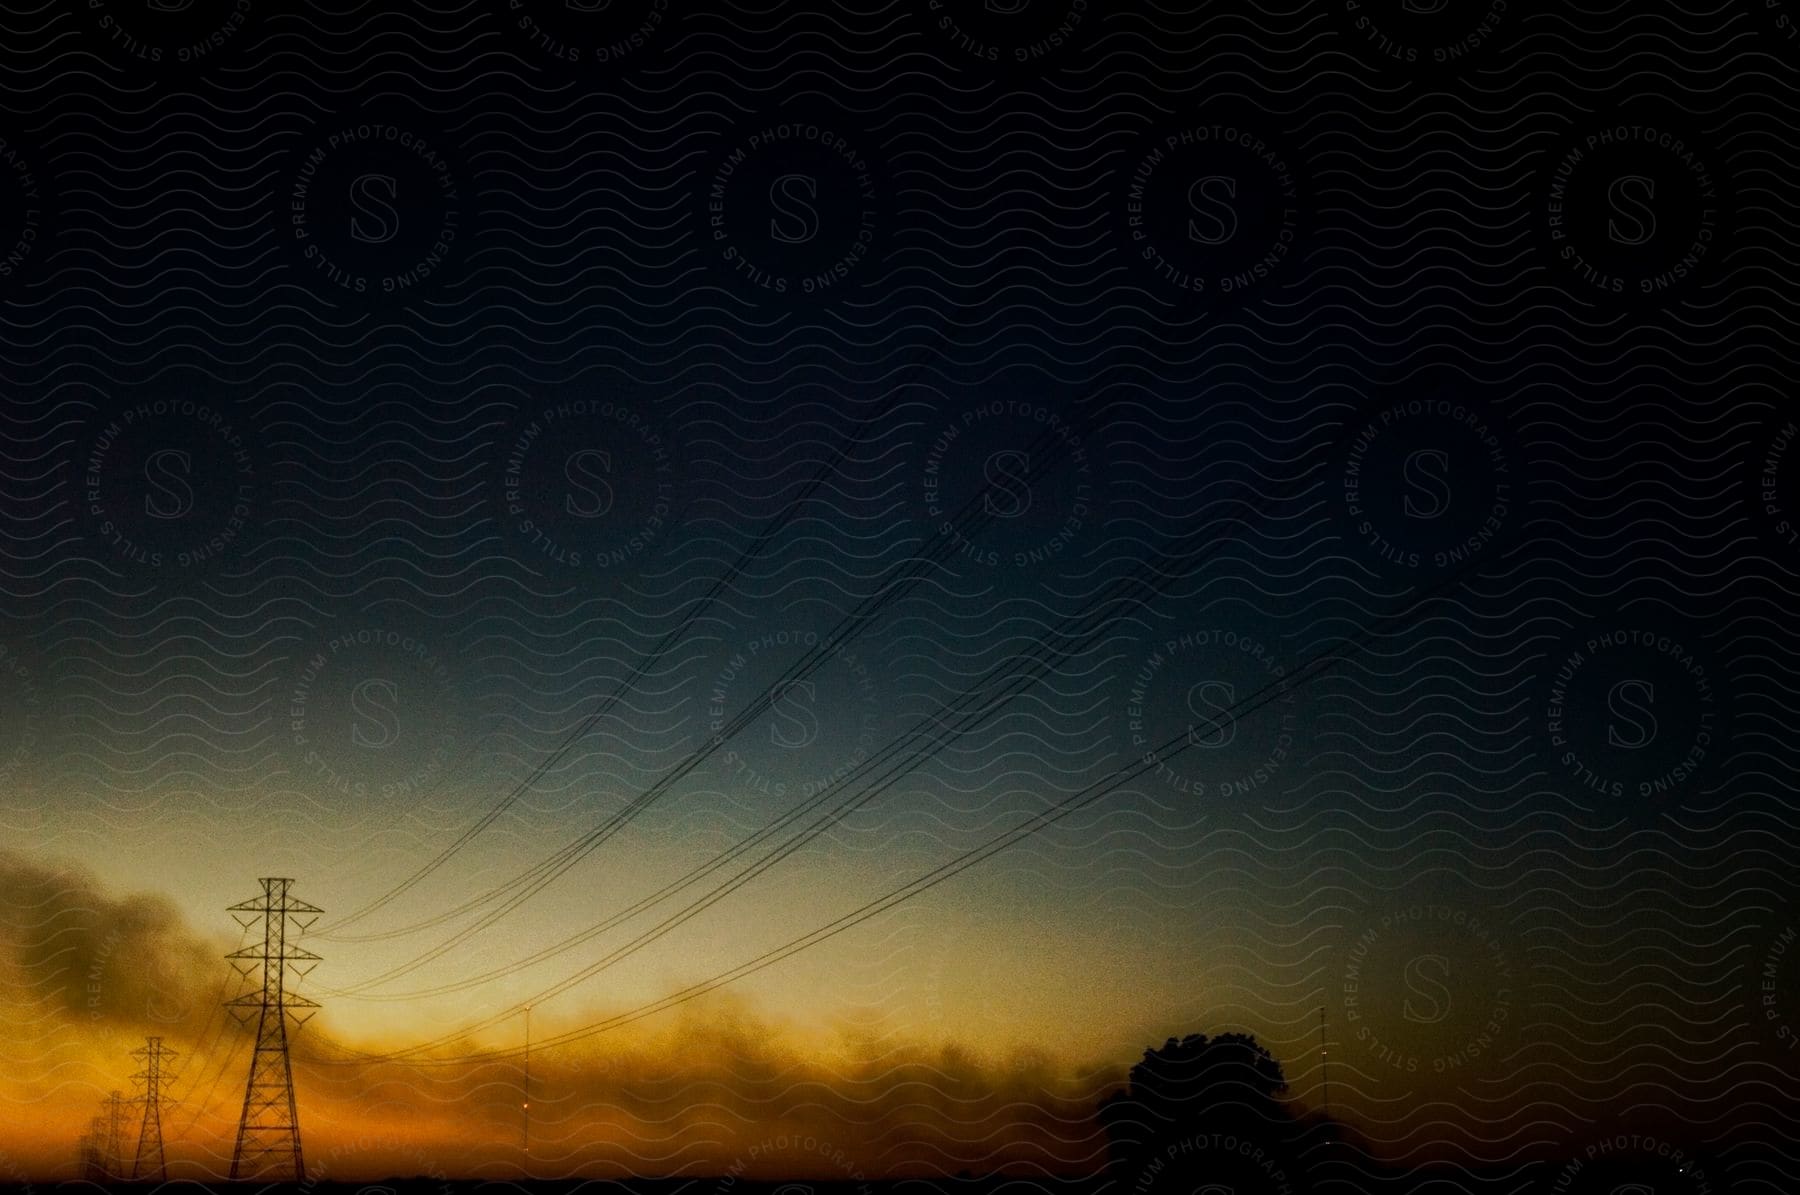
322;405;1105;993
335;537;1180;1005
501;557;1474;1055
156;919;253;1106
333;474;1268;1060
322;418;1322;1059
322;409;1317;1041
314;521;1485;1067
172;1030;253;1179
152;932;258;1180
318;408;883;940
328;549;1180;1057
321;325;999;944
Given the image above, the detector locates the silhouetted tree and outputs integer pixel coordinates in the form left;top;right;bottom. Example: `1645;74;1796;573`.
1100;1033;1315;1195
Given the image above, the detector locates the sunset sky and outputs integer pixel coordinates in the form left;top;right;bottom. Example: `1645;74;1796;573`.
3;1;1797;1190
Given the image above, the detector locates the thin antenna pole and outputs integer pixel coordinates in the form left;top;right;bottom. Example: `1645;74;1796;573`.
522;1004;532;1173
1319;1005;1330;1117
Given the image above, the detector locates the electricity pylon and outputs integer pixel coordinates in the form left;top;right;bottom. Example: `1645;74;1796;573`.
225;878;322;1182
102;1090;129;1181
79;1117;106;1181
131;1036;177;1180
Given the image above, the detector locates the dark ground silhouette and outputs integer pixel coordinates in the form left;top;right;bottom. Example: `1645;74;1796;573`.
5;1032;1754;1195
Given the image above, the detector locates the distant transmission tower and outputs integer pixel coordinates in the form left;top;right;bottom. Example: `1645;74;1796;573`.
102;1090;129;1181
225;878;322;1182
79;1116;106;1182
131;1036;177;1180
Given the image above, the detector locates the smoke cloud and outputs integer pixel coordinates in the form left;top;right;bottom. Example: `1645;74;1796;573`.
0;851;1115;1181
0;849;228;1046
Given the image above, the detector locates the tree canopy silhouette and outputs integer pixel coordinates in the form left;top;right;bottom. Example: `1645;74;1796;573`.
1099;1032;1312;1195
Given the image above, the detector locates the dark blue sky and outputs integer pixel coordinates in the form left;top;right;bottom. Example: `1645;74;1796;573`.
0;0;1797;1186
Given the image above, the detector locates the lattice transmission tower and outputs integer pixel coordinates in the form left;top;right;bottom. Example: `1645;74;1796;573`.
77;1116;106;1182
102;1090;129;1181
130;1035;177;1180
225;878;322;1182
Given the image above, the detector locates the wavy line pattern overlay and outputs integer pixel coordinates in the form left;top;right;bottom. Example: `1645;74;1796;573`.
0;1;1796;1193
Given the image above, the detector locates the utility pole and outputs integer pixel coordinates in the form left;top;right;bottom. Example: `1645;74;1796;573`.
131;1035;177;1180
521;1004;532;1175
1319;1005;1330;1118
226;878;322;1182
103;1090;129;1182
